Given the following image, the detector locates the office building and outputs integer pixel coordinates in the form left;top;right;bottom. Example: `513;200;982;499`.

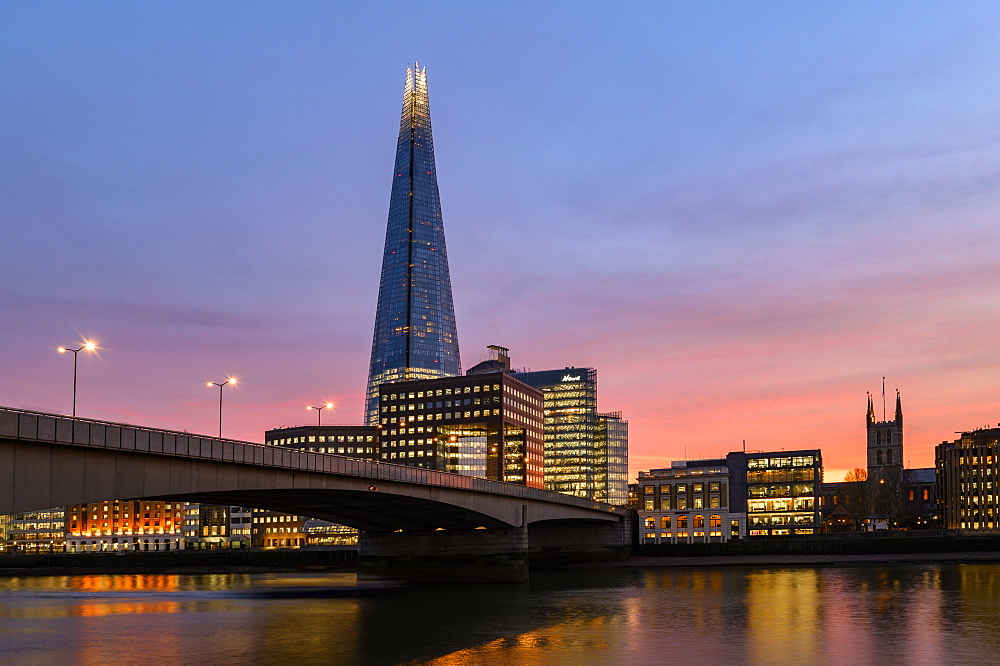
265;424;379;459
937;425;1000;530
65;500;184;552
464;346;629;503
252;509;308;548
366;64;462;424
637;449;822;540
637;461;744;544
738;450;823;535
512;367;628;505
4;509;65;554
378;372;544;487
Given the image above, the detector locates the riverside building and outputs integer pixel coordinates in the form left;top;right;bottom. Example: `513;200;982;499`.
936;425;1000;530
65;500;184;552
637;462;743;544
378;372;544;488
637;449;822;542
4;509;65;554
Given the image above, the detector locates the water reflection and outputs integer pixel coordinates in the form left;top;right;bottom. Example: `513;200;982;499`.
0;564;999;664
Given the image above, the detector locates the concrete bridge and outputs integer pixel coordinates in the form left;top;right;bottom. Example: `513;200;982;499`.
0;406;633;581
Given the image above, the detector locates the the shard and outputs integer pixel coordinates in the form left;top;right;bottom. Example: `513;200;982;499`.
365;64;461;424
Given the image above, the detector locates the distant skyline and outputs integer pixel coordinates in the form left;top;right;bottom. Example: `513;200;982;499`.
3;3;1000;481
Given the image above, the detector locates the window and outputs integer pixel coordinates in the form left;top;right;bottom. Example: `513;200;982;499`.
693;515;705;528
923;489;930;501
677;484;687;493
693;483;703;493
660;498;670;511
660;517;671;529
710;496;720;509
710;515;722;528
709;482;720;493
644;486;653;495
644;499;654;511
678;516;688;528
645;517;655;529
677;498;687;510
694;497;704;509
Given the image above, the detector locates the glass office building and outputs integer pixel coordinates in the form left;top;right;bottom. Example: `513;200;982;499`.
512;367;629;504
366;64;461;424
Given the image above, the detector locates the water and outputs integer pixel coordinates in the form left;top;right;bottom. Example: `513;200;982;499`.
1;563;998;665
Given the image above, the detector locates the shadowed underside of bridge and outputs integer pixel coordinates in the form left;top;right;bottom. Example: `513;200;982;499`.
153;489;515;532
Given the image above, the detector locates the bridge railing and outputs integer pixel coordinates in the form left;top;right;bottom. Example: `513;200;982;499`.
0;406;624;514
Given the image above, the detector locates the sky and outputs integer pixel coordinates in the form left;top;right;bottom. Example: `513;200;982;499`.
3;2;1000;483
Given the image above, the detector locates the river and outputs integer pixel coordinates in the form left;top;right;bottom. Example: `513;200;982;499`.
1;562;998;664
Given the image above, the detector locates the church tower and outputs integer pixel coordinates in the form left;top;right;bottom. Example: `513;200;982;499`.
866;388;903;482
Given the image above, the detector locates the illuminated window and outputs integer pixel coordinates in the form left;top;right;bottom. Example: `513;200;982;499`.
678;516;688;528
693;515;705;529
694;497;704;509
710;515;722;528
660;517;670;529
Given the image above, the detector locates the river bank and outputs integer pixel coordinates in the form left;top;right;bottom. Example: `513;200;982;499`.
622;550;1000;568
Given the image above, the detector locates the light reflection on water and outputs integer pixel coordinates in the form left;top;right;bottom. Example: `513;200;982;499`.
1;564;999;665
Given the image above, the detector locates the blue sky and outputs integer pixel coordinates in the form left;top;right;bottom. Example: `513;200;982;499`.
3;2;1000;477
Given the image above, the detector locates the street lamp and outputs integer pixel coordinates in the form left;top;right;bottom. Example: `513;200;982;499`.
306;402;334;426
57;340;98;417
207;378;237;437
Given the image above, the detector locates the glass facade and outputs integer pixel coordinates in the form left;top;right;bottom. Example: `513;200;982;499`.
513;367;628;504
366;64;461;424
744;453;822;536
596;412;629;506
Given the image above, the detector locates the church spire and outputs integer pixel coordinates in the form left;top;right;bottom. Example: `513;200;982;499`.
895;389;903;424
867;392;875;423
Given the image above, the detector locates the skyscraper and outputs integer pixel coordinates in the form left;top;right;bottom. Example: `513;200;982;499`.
365;64;461;424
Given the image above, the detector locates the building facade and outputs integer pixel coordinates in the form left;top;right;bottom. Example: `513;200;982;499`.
4;509;65;554
512;366;629;504
265;424;379;459
378;372;544;487
937;426;1000;530
739;450;823;536
65;500;184;552
366;64;462;425
637;462;744;544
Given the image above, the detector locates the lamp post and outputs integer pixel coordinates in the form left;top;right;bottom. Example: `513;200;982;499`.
57;341;98;417
306;402;334;426
207;378;237;437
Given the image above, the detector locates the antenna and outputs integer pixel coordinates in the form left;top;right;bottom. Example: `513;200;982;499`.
742;439;746;453
882;377;886;421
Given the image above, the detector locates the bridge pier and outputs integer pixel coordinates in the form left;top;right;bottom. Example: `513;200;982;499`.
528;519;631;568
358;527;529;583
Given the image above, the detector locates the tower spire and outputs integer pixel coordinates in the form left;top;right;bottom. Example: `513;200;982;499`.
895;388;903;423
867;392;875;423
365;65;462;424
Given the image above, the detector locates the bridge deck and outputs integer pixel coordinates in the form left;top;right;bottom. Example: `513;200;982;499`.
0;406;627;518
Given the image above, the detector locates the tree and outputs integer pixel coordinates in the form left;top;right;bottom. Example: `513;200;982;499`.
844;468;868;483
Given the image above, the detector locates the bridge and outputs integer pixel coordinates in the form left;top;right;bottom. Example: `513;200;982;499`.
0;406;633;581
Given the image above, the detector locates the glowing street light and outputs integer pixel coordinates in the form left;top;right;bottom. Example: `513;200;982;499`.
57;340;98;417
207;378;237;437
306;402;335;426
